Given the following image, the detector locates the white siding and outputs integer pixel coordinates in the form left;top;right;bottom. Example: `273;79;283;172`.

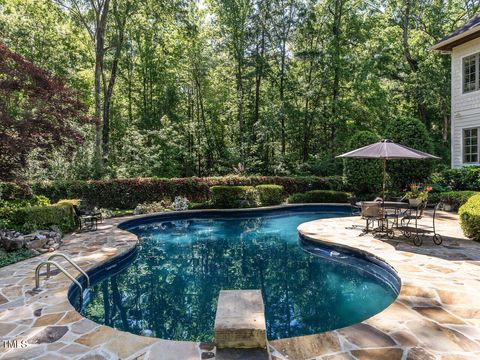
451;37;480;168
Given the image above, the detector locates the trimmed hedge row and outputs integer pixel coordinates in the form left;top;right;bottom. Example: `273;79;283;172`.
288;190;351;203
29;176;342;209
459;194;480;242
10;203;76;233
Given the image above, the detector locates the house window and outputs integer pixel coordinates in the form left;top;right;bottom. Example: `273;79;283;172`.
463;128;478;164
463;53;479;93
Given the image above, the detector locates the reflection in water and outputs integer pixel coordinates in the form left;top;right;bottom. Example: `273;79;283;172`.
80;210;397;341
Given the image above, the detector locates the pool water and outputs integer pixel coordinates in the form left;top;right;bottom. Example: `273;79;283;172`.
74;206;399;341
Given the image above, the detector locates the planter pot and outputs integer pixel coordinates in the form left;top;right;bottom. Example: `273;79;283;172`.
408;199;421;207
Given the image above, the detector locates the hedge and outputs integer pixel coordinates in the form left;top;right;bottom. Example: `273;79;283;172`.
211;186;258;208
459;194;480;241
29;176;342;209
344;131;382;195
428;191;477;211
288;190;351;203
11;203;76;233
256;185;285;206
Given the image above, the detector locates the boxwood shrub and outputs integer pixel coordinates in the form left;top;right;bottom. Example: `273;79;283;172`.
459;194;480;241
288;190;351;203
211;186;258;208
256;185;284;206
11;203;76;233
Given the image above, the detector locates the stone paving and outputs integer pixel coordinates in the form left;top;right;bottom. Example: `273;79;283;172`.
0;209;478;359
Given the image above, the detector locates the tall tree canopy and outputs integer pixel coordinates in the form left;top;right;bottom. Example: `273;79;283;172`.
1;0;479;181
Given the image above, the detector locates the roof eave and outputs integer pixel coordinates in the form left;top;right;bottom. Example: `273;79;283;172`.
431;27;480;52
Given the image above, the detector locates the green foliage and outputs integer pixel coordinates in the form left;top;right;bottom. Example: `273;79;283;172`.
30;176;341;209
0;182;33;200
188;202;214;210
0;195;51;229
429;191;477;211
0;248;36;268
384;117;435;190
1;0;468;181
11;203;76;233
211;186;258;208
459;194;480;241
288;190;351;204
255;185;285;206
436;167;480;191
344;131;382;195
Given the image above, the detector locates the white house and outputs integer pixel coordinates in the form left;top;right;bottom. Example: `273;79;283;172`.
432;15;480;168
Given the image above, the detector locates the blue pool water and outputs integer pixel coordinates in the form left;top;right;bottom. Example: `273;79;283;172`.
72;206;399;341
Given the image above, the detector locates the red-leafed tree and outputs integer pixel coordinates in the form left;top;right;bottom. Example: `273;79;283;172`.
0;44;91;181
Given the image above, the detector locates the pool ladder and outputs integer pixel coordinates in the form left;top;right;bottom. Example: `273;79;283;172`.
34;253;90;299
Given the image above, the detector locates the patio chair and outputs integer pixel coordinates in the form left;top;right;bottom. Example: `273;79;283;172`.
398;202;443;246
78;199;103;223
400;200;427;231
361;202;383;232
361;201;395;238
73;204;100;231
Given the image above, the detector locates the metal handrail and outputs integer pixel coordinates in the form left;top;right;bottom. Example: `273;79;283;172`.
47;253;90;288
34;261;83;299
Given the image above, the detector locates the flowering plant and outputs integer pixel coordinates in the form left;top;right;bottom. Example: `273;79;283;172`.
172;196;189;211
404;183;431;202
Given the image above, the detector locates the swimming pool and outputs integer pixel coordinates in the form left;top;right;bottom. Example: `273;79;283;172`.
69;205;399;341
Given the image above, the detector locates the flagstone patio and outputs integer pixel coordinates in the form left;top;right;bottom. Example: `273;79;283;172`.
0;209;479;359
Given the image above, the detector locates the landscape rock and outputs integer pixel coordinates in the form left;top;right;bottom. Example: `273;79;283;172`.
0;229;62;252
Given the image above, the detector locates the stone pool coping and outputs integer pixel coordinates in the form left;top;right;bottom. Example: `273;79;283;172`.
0;205;479;359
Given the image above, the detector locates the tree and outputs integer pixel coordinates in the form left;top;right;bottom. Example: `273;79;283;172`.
0;44;90;181
54;0;133;174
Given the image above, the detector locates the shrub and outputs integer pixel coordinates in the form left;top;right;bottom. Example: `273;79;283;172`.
134;201;167;215
428;191;477;211
288;190;351;203
30;176;343;209
211;186;258;208
11;203;76;233
436;166;480;191
344;131;382;195
188;202;213;210
459;194;480;241
384;117;435;190
0;195;51;229
256;185;285;206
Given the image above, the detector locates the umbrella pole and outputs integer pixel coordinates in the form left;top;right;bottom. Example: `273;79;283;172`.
382;158;387;201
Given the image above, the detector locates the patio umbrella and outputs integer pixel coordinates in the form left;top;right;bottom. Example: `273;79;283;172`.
336;139;440;200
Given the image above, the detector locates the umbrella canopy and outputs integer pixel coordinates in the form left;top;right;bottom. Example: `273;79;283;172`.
336;139;440;200
336;139;441;160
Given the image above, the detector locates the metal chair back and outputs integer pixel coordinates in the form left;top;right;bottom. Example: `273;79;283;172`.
361;201;383;219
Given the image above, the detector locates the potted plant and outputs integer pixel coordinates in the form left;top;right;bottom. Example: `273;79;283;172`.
404;184;431;206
